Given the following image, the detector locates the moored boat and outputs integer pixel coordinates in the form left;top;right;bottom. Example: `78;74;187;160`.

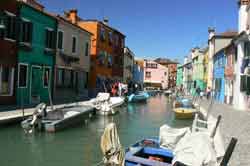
21;103;95;133
173;107;197;119
125;138;174;166
128;91;150;103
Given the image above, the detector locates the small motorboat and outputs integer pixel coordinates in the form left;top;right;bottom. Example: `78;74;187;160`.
125;138;174;166
90;93;125;115
164;90;172;96
128;91;149;103
173;107;197;119
21;103;95;133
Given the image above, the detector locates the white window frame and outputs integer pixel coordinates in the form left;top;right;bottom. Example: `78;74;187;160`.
4;12;17;42
72;35;77;55
18;63;29;88
43;66;51;88
0;66;14;96
20;18;32;46
57;29;64;51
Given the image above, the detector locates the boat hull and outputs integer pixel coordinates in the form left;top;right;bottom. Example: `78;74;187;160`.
125;139;173;166
173;108;196;119
128;92;149;103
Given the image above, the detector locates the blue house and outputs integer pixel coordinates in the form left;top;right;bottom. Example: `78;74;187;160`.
132;61;144;88
213;49;226;103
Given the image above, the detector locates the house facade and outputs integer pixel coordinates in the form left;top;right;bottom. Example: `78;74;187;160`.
53;16;91;103
0;0;18;105
132;59;144;88
224;44;236;105
182;56;193;94
155;58;178;89
191;47;208;94
143;60;168;89
16;2;57;106
213;49;226;103
65;10;125;96
123;47;134;83
232;0;250;110
176;64;183;87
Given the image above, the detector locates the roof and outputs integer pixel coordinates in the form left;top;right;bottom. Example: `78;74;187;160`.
210;30;238;41
56;15;93;36
154;58;179;64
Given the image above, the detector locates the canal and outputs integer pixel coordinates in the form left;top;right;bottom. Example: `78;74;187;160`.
0;94;192;166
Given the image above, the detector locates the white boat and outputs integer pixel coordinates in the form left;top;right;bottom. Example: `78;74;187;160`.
90;93;125;116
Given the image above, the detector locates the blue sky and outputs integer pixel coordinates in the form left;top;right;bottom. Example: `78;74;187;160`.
39;0;238;63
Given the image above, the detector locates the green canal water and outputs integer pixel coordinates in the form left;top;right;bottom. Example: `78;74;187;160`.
0;94;192;166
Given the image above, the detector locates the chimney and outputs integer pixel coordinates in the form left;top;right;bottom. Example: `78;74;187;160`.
68;9;78;24
103;17;109;25
238;0;250;32
208;27;215;40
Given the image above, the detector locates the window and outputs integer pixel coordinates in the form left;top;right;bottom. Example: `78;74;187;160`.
146;63;158;69
108;31;113;45
57;30;63;50
164;72;167;76
0;67;14;96
5;14;18;40
43;67;50;87
100;27;105;41
45;28;56;49
108;54;112;67
20;19;33;44
146;71;151;78
85;42;89;56
18;64;28;88
244;42;250;58
57;68;64;87
72;36;77;53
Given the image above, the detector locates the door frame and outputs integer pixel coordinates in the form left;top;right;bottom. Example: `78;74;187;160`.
30;65;42;104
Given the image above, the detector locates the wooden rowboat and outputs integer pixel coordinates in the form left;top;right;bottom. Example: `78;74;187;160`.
173;107;197;119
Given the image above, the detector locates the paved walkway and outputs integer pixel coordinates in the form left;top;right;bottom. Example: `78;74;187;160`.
199;99;250;166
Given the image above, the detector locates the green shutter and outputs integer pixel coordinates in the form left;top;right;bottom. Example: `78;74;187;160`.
28;22;33;43
247;76;250;95
240;75;247;92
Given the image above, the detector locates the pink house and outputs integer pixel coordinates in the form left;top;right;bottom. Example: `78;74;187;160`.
143;59;169;89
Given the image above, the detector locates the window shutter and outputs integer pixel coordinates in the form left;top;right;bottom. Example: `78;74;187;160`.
52;31;56;49
45;29;49;48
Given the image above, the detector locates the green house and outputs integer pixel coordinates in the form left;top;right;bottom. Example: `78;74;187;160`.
16;3;57;106
176;64;183;87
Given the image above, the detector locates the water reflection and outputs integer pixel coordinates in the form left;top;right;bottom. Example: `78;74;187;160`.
0;94;192;166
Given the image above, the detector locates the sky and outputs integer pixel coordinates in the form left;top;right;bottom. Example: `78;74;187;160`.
39;0;238;63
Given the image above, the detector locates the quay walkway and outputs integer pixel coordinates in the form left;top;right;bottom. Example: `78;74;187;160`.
199;100;250;166
0;101;92;125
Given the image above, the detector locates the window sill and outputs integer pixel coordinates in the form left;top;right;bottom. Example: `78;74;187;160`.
19;42;32;51
44;48;55;55
0;94;13;97
4;38;16;43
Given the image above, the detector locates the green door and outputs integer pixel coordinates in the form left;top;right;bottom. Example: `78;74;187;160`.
31;66;42;104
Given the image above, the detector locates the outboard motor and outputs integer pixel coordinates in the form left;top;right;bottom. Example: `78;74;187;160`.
22;103;47;133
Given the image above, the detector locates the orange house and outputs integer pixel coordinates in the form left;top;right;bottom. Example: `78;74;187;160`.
65;10;125;92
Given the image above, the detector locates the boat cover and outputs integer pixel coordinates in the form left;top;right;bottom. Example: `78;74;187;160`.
110;97;125;107
172;132;218;166
159;124;189;150
100;123;125;165
96;93;110;102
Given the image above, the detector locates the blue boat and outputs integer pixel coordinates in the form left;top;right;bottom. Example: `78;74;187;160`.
125;139;173;166
128;92;150;103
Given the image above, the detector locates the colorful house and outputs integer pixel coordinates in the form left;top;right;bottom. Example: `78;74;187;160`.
143;59;168;90
53;15;92;103
0;0;18;105
191;47;208;95
207;28;237;92
16;2;57;106
232;0;250;110
155;58;178;88
65;10;125;95
176;64;183;87
183;56;193;94
224;43;236;105
213;49;226;103
132;59;144;88
123;47;134;83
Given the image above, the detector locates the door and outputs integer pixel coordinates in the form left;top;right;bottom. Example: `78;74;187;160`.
31;66;42;104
